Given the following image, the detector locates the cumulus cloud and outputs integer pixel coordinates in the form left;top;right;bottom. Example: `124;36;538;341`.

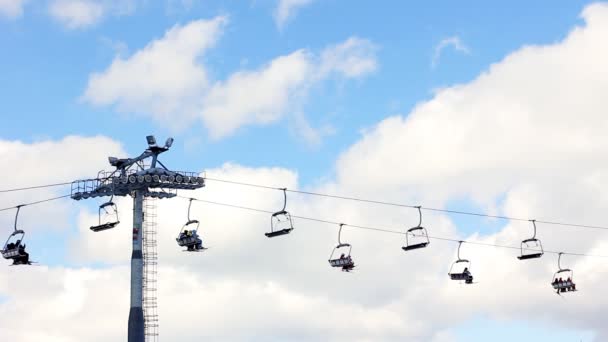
273;0;314;29
319;37;378;78
84;16;227;127
83;19;377;140
431;36;470;68
0;0;27;19
0;136;126;234
200;50;313;138
201;37;376;139
48;0;137;29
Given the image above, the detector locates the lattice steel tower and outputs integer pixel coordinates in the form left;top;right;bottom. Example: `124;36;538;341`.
70;136;204;342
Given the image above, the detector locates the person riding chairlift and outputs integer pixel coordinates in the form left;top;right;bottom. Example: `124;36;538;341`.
17;244;29;264
559;277;567;292
463;267;473;284
566;277;576;291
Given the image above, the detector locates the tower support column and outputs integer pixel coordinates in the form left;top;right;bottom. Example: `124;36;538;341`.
128;190;145;342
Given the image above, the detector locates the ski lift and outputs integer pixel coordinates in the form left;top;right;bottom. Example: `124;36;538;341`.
266;188;294;238
176;198;206;252
1;205;32;266
328;224;355;272
517;219;544;260
551;252;577;294
90;196;120;232
402;206;430;251
448;241;474;284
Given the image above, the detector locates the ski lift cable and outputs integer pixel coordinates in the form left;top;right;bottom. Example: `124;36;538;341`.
1;176;608;231
202;177;608;231
0;194;71;212
0;182;73;193
179;195;608;259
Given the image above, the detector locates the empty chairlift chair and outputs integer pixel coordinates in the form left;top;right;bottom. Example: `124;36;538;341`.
402;206;430;251
1;205;33;266
551;252;577;294
176;198;206;252
517;219;544;260
265;188;294;238
90;197;120;232
328;224;355;272
448;241;474;284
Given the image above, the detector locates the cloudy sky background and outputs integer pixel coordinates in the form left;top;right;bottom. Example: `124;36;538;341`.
1;1;607;341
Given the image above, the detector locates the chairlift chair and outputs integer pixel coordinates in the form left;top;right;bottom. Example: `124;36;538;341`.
90;197;120;232
402;206;430;251
448;241;474;284
1;206;33;265
551;253;577;294
517;220;544;260
266;188;294;238
176;199;206;252
328;224;355;272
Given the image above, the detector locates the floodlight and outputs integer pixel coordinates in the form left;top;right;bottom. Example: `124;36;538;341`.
109;157;119;166
165;137;174;148
146;135;157;146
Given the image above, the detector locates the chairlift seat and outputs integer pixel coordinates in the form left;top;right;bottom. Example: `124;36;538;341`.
267;210;294;238
329;257;352;267
402;242;429;251
552;281;576;289
2;230;26;260
90;221;120;232
449;272;473;282
265;228;293;238
177;235;202;247
403;226;430;252
517;252;543;260
329;256;354;268
2;247;23;259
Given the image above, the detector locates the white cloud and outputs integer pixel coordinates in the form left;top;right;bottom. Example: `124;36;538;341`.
431;36;470;68
200;37;376;139
273;0;314;29
0;135;126;262
200;50;313;139
84;16;227;128
84;24;377;140
320;37;378;78
0;0;27;19
48;0;137;29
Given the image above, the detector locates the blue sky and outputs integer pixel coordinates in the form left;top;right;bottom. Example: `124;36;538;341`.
0;1;606;341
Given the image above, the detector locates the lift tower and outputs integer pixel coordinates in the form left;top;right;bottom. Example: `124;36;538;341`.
70;136;204;342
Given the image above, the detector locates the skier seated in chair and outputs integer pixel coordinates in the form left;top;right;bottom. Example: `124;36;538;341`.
13;244;29;265
463;267;473;284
